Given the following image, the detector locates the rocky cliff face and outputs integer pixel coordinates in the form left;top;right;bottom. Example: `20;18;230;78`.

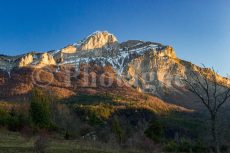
18;54;33;67
79;31;118;50
0;31;229;109
37;53;56;67
61;45;77;54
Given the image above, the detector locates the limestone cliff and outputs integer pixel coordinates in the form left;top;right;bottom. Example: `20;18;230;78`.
18;54;33;67
61;45;77;54
37;53;56;67
0;31;229;110
80;31;118;50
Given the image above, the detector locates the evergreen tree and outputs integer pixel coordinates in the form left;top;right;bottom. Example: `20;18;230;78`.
112;116;124;144
30;88;51;128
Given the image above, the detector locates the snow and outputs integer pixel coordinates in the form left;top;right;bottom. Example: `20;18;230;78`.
7;71;11;78
61;43;159;74
33;54;38;59
73;41;84;48
51;50;60;56
0;40;161;76
56;66;61;72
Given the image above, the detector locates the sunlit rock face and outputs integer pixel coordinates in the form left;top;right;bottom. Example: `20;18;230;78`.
15;52;56;68
80;31;118;50
123;50;186;96
37;53;56;67
61;45;77;54
57;45;77;63
154;46;176;58
18;54;33;67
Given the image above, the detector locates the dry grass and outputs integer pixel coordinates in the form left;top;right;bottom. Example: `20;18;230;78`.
0;128;143;153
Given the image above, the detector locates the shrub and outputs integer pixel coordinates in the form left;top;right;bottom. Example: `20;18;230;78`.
0;109;9;126
0;107;29;131
144;120;163;143
177;138;191;152
74;104;114;126
7;115;21;131
7;108;28;131
163;140;178;152
163;139;203;152
192;140;207;153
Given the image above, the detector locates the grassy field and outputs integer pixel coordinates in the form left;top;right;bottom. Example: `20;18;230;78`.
0;129;139;153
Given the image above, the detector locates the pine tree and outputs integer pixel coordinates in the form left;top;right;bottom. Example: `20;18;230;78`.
112;116;124;144
30;88;51;128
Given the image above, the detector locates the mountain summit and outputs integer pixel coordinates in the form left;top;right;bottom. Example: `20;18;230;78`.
0;31;229;110
79;31;118;50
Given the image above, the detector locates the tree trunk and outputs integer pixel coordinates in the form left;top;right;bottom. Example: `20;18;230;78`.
211;115;220;153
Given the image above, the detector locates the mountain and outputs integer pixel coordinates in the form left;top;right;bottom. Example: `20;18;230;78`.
0;31;229;110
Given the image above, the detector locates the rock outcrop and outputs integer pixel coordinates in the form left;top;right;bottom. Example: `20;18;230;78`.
80;31;118;50
18;54;34;67
37;53;56;67
155;46;177;58
61;45;77;54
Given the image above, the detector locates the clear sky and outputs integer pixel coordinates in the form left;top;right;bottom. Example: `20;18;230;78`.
0;0;229;76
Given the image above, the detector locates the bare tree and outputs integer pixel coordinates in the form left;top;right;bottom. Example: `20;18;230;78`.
182;66;230;153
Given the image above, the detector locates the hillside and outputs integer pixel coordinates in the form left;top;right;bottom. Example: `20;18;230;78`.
0;31;230;153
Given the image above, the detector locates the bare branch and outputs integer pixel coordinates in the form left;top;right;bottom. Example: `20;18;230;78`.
190;70;210;105
182;75;211;112
182;65;230;115
216;88;230;111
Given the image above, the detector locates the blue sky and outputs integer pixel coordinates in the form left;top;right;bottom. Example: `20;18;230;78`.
0;0;229;76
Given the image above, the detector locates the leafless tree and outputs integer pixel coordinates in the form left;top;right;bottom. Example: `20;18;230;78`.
182;66;230;153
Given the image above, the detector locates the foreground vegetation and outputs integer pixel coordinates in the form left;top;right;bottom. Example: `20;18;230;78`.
0;129;139;153
0;88;230;153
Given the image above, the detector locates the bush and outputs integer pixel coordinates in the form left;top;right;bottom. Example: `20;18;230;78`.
0;109;9;126
0;108;29;131
177;138;191;152
192;140;207;153
144;120;163;143
163;139;206;153
7;115;21;131
163;140;178;152
7;108;28;131
74;104;114;126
